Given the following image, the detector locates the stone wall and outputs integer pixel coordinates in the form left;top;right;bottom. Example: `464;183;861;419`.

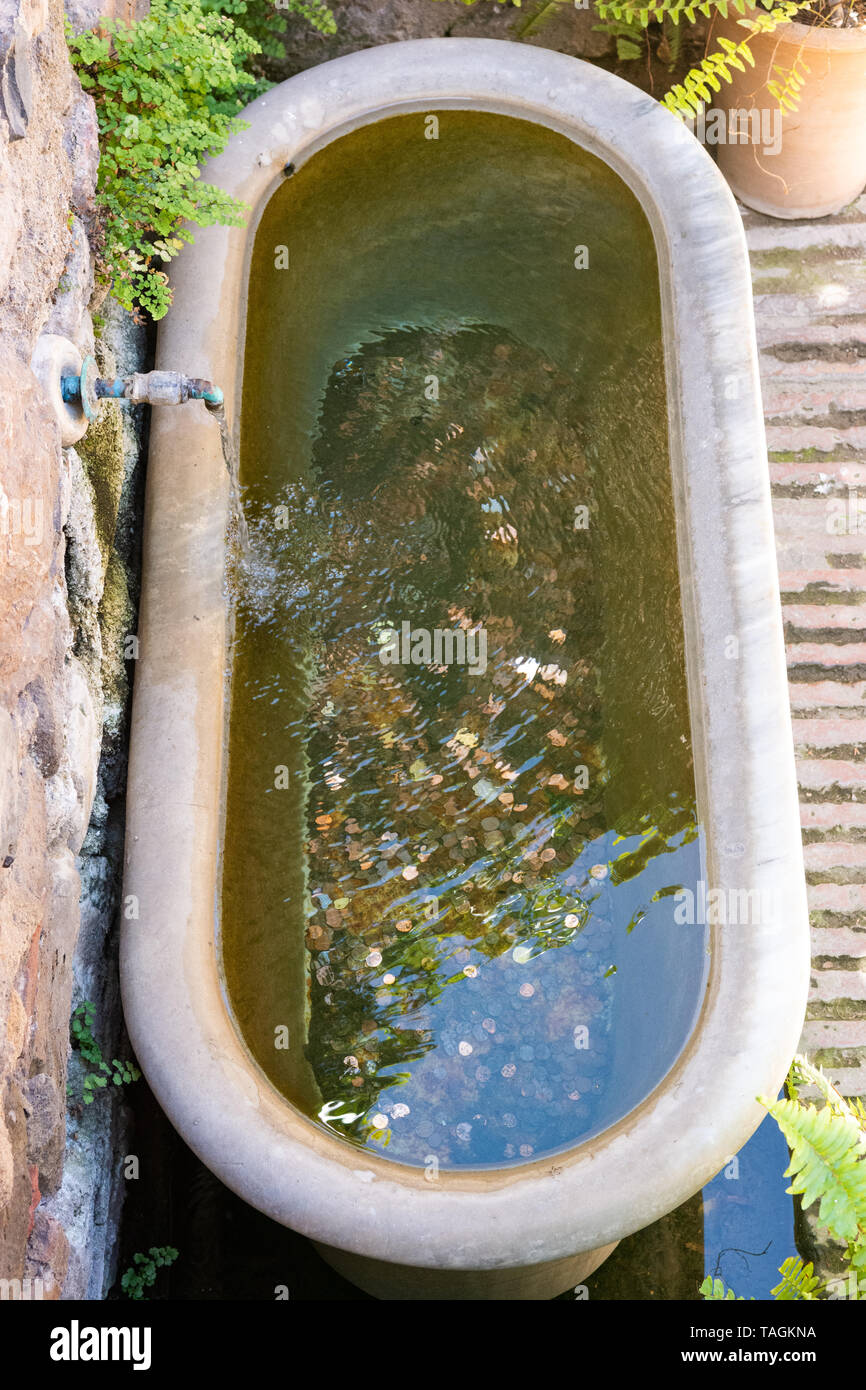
269;0;613;76
0;0;145;1298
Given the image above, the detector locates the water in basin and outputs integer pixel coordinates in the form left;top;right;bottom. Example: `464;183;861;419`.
221;111;708;1169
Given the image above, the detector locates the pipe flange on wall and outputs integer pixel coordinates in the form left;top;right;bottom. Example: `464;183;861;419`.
30;333;94;447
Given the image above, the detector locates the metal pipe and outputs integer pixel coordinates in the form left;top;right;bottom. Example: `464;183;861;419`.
60;364;224;413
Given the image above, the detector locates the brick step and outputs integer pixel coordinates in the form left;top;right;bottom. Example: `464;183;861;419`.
773;499;866;568
798;1068;866;1096
808;968;866;1005
809;878;866;896
779;569;866;597
804;842;866;870
746;223;866;253
802;803;866;830
753;273;866;303
808;883;866;914
811;928;866;960
761;383;866;420
755;321;866;353
774;497;866;540
787;638;866;658
771;461;866;491
784;607;866;632
760;357;866;385
793;720;866;754
787;643;866;668
798;760;866;792
767;424;866;454
754;288;866;320
800;1019;866;1049
790;682;866;712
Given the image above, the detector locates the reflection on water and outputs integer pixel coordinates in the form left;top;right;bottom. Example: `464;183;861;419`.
703;1110;797;1299
221;112;707;1169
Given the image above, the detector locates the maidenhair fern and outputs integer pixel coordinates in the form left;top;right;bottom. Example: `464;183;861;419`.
67;0;260;319
701;1055;866;1301
69;1001;142;1105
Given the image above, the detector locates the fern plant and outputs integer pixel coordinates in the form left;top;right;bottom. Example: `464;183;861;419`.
701;1055;866;1301
201;0;336;91
433;0;819;120
121;1246;179;1300
67;0;261;321
69;1000;142;1105
646;0;816;117
67;0;339;319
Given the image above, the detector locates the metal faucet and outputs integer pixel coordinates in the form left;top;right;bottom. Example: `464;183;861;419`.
60;356;224;421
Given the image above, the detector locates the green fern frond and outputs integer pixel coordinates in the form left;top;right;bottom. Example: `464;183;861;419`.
771;1256;821;1301
664;12;683;66
789;1054;862;1123
650;0;816;119
592;16;646;60
596;0;692;21
697;1054;865;1301
762;1093;866;1244
700;1274;751;1300
513;0;565;36
766;53;810;111
596;0;808;21
701;1275;740;1300
850;1097;866;1128
662;46;743;117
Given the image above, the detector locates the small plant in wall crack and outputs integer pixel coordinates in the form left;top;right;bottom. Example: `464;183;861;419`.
121;1247;179;1300
69;1000;141;1105
701;1055;866;1301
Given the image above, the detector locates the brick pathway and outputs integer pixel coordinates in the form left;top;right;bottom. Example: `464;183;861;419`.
744;193;866;1098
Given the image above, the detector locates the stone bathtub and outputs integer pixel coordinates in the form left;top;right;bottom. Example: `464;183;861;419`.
121;39;810;1300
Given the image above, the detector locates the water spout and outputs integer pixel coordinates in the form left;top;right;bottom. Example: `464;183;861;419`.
60;363;225;412
61;360;248;560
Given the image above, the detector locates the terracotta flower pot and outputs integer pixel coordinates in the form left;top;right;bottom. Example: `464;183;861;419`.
713;8;866;218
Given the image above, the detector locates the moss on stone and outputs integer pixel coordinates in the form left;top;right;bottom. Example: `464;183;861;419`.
807;999;866;1021
74;339;127;576
811;1048;865;1068
98;549;133;713
749;245;866;297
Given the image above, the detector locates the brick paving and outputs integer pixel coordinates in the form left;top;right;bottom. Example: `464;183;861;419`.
744;192;866;1098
